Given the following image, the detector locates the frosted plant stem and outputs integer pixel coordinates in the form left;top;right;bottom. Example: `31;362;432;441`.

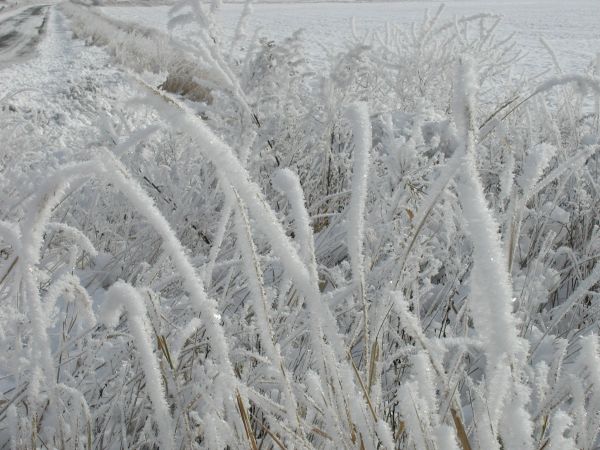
101;153;233;369
139;86;381;444
345;102;372;371
17;152;243;445
99;152;244;443
530;262;600;357
453;58;525;375
102;281;174;450
453;58;533;449
228;184;304;440
203;196;232;288
140;89;338;357
204;132;254;289
272;168;318;286
17;162;98;414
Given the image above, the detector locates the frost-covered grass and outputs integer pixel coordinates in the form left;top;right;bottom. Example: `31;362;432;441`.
2;1;600;449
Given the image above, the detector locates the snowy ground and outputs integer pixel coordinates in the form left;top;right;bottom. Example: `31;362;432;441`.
3;2;600;448
102;0;600;77
0;4;157;202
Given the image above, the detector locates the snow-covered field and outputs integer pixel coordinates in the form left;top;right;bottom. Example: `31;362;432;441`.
102;0;600;76
2;1;600;449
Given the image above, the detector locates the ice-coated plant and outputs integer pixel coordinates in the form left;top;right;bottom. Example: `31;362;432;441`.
2;1;600;449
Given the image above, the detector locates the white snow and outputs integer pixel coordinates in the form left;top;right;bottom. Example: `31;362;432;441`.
102;0;600;76
3;1;600;448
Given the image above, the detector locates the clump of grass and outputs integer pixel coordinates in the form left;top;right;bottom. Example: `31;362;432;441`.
159;64;214;104
2;2;600;449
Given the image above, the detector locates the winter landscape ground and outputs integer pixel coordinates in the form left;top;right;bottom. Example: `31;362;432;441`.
1;1;600;449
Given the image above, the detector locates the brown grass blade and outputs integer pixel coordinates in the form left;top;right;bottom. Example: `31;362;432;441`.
451;408;472;450
236;390;258;450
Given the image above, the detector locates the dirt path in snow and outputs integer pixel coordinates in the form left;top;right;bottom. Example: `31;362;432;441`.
0;5;162;215
0;5;49;66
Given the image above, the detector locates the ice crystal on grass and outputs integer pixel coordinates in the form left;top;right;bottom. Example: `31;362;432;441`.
2;2;600;449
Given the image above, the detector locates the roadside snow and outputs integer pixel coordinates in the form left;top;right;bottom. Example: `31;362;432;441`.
0;5;49;66
0;5;155;204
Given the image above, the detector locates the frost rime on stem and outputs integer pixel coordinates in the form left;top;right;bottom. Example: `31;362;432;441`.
229;184;303;436
453;58;533;448
101;153;244;443
453;58;525;372
346;102;371;283
102;281;174;450
17;162;99;411
11;153;242;445
272;168;318;285
346;102;372;368
146;92;381;444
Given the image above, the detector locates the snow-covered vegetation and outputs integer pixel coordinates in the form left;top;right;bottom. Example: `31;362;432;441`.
2;1;600;449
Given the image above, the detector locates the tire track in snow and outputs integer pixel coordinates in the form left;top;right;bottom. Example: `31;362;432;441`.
0;5;49;67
